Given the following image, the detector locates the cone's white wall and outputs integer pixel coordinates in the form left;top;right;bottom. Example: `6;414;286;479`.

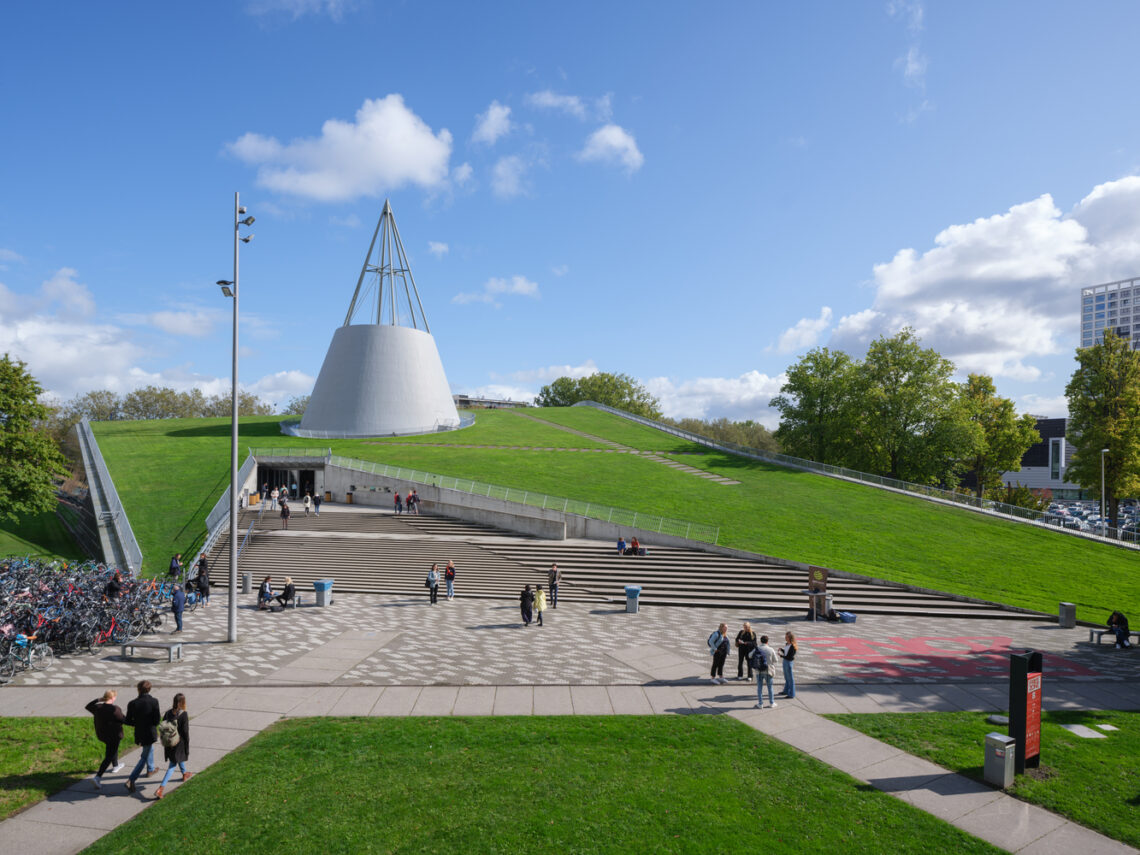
299;324;460;436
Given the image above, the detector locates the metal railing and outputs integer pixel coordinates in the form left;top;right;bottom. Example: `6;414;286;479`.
246;447;332;462
76;418;144;573
574;401;1140;549
326;454;720;544
279;414;475;439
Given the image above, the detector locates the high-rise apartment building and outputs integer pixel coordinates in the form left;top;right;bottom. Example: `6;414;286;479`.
1080;276;1140;348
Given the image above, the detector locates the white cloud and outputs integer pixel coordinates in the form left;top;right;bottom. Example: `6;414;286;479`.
525;90;587;119
888;0;924;33
645;371;787;427
41;268;95;318
897;45;928;89
428;241;449;257
452;275;540;307
828;177;1140;382
226;95;453;202
551;264;569;277
249;369;315;405
330;213;362;228
772;306;833;353
452;162;474;186
121;307;227;338
1017;393;1069;419
578;124;644;173
472;100;512;145
245;0;355;20
457;383;537;404
495;359;598;384
491;155;528;198
0;248;24;268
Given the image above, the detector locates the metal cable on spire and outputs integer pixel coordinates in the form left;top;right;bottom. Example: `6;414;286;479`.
343;199;430;333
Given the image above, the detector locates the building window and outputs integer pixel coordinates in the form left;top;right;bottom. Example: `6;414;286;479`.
1050;438;1063;480
1096;312;1105;319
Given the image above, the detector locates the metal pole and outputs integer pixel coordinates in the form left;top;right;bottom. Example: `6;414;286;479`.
228;191;239;643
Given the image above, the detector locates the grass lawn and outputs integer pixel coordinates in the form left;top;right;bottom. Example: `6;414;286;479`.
0;507;83;562
364;408;609;448
531;405;707;452
83;716;1001;855
91;409;1139;622
0;717;99;819
826;710;1140;847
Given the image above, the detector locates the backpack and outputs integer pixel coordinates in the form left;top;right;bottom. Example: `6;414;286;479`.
159;716;180;749
750;646;769;672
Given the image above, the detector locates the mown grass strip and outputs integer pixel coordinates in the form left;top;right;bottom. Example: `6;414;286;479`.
0;717;98;819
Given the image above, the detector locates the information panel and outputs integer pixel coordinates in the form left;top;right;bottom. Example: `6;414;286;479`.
1025;672;1042;760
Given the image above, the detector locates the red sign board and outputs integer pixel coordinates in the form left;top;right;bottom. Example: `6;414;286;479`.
1025;672;1042;760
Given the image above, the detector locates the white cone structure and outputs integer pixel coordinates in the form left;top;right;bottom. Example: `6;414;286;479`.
297;200;461;437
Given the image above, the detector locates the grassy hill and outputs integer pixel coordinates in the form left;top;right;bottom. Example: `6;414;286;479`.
91;407;1137;621
0;507;83;562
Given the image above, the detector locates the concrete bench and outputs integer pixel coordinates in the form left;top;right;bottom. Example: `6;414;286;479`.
1088;628;1139;646
120;641;183;662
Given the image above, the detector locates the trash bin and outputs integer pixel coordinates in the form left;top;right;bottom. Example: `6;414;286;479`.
624;585;642;614
1059;602;1076;629
984;732;1016;788
241;572;251;594
313;578;334;607
346;491;353;505
325;490;332;502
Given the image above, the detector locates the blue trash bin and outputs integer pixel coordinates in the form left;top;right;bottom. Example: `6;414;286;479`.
313;578;334;607
624;585;642;614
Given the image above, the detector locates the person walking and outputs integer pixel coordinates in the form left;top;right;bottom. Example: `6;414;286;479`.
270;486;279;510
196;555;210;606
86;689;125;789
778;631;798;698
303;492;312;516
427;564;440;605
170;584;186;633
394;491;404;515
167;553;182;582
313;491;322;515
548;563;561;608
752;635;779;708
735;621;758;681
291;481;298;500
155;692;191;799
408;489;420;514
520;584;535;626
707;623;730;684
280;501;291;530
124;680;160;793
534;585;548;626
444;560;456;600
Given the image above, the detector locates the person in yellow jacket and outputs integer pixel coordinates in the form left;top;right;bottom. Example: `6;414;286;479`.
534;585;548;627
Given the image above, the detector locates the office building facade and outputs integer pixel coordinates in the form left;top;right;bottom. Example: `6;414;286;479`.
1080;276;1140;348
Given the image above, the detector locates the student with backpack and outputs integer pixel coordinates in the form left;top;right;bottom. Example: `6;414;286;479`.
707;623;730;684
751;635;779;709
155;692;191;800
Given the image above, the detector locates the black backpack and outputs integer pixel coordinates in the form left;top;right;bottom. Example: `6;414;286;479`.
750;646;768;672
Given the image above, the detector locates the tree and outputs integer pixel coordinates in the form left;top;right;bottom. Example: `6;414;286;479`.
769;348;857;463
664;417;780;453
0;354;70;522
851;329;979;484
961;373;1041;498
1064;330;1140;527
281;394;310;416
535;372;662;419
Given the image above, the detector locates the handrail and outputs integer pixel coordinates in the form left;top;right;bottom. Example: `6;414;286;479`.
324;453;719;544
280;414;475;439
76;418;143;573
573;401;1140;550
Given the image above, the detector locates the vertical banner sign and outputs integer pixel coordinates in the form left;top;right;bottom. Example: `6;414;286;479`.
1009;651;1043;773
1025;672;1042;762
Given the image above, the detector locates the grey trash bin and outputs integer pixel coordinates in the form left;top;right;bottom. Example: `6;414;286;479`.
983;732;1016;788
624;585;642;614
1059;602;1076;629
241;572;251;594
313;578;334;607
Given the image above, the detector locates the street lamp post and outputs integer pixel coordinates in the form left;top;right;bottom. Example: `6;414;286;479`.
218;191;254;643
1101;447;1110;539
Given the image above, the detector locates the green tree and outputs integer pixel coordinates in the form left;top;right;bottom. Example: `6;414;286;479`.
769;347;856;463
281;394;310;415
852;329;979;484
0;354;70;522
1064;329;1140;527
535;372;662;419
664;417;780;453
961;373;1041;498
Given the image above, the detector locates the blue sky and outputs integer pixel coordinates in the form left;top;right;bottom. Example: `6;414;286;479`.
4;1;1140;425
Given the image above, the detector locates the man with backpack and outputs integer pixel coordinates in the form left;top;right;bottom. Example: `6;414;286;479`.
751;635;779;709
124;680;161;793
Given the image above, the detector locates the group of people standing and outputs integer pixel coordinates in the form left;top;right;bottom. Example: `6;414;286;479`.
707;623;797;707
425;560;456;604
85;680;191;800
394;490;421;514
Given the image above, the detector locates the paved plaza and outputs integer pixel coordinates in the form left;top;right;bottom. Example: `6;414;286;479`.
1;593;1137;855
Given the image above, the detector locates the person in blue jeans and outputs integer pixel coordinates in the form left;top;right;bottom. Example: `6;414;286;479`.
752;635;779;709
124;680;160;793
155;693;191;799
779;631;797;698
170;585;185;633
444;560;456;600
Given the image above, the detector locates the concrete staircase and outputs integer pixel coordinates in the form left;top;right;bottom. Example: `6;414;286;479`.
207;505;1040;619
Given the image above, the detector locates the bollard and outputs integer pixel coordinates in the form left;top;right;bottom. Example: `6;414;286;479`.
1059;602;1076;629
241;572;251;594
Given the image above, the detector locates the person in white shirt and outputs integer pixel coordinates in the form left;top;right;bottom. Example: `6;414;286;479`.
752;635;780;708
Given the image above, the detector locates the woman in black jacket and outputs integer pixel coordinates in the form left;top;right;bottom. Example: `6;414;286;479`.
155;693;191;799
86;689;125;788
275;577;296;609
